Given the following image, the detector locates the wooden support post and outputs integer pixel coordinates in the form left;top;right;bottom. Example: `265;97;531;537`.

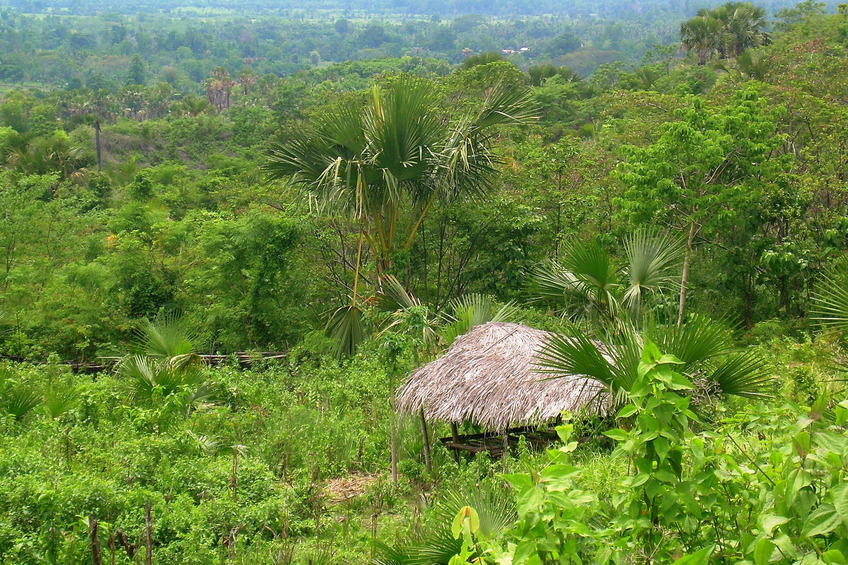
419;408;431;472
89;515;101;565
108;531;115;565
94;120;102;173
144;503;152;565
451;422;459;443
502;427;509;470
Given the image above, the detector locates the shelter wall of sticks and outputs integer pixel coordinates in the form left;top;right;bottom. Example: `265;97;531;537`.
396;322;606;459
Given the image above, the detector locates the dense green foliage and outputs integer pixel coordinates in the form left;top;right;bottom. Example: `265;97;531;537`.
1;1;848;564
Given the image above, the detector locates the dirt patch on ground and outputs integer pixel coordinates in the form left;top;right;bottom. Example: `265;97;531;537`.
324;473;380;503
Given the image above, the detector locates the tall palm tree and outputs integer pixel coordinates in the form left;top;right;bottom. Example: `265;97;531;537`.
266;75;537;356
681;2;769;64
722;2;769;57
680;15;723;65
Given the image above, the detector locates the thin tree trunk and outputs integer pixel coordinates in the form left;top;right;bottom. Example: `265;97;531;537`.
144;504;152;565
94;120;102;173
678;220;698;327
89;516;101;565
419;408;431;472
390;414;398;484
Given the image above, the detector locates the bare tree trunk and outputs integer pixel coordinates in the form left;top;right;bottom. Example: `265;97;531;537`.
89;516;101;565
678;220;698;327
419;408;431;472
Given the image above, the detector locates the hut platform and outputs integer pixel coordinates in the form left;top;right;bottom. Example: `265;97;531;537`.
439;426;559;458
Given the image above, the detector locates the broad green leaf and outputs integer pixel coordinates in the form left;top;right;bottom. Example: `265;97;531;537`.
541;464;581;483
834;482;848;527
641;339;662;364
451;506;480;539
760;515;790;536
604;428;629;441
803;504;841;538
823;550;847;565
811;393;829;420
503;473;534;490
656;353;684;365
669;371;695;390
754;538;775;565
617;404;639;418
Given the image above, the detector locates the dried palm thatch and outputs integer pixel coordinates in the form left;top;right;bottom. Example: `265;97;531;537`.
396;322;607;430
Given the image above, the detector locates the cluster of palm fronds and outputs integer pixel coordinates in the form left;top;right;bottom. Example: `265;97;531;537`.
531;228;773;400
116;316;214;410
0;363;79;421
537;316;772;404
378;275;521;356
531;228;683;327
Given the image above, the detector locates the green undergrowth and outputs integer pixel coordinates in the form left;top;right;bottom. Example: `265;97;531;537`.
0;335;846;564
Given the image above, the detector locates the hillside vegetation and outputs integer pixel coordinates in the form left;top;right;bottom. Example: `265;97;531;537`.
1;2;848;564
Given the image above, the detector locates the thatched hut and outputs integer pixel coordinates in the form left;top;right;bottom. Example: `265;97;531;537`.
396;322;606;432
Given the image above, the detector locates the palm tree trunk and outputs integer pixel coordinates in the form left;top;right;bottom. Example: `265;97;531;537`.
678;220;697;327
390;414;398;484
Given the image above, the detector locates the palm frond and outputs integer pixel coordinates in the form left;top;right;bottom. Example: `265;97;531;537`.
2;386;42;421
536;332;618;390
379;275;420;311
132;315;196;359
439;294;520;346
652;315;735;365
374;484;515;565
326;303;366;359
474;82;540;130
707;350;773;398
811;263;848;333
44;385;79;418
622;228;683;315
366;77;442;183
530;239;620;323
436;485;516;541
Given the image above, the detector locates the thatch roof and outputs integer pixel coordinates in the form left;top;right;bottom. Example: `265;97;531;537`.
396;322;606;430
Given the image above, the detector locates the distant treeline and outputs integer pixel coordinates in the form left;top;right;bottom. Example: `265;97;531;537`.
3;0;842;16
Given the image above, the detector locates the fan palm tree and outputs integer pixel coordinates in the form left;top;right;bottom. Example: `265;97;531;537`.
531;228;684;327
680;15;723;65
265;75;537;357
722;2;769;57
682;2;769;64
116;316;213;411
532;230;771;402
